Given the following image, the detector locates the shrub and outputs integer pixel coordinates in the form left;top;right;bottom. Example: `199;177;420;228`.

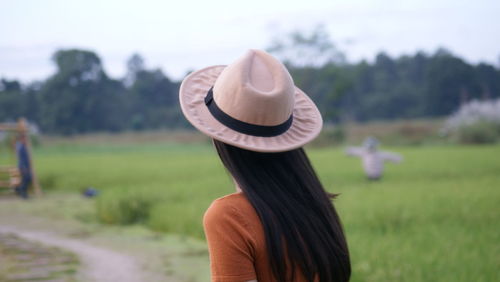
96;188;163;225
443;99;500;144
39;173;58;190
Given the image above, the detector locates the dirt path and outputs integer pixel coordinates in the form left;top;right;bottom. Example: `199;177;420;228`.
0;232;78;281
0;194;208;281
0;225;145;282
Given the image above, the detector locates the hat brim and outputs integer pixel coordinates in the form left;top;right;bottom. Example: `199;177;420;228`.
179;65;323;152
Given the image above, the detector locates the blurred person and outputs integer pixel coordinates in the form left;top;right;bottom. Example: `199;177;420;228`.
15;133;32;198
345;137;402;180
179;50;350;282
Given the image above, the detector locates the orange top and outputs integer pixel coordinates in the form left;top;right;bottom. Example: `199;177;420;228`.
203;192;309;282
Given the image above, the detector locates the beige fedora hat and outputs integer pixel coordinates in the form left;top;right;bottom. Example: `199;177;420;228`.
179;49;323;152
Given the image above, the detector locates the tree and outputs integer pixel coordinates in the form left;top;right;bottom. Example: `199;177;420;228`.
127;68;183;130
38;49;126;134
267;25;345;68
0;79;26;121
424;50;480;116
124;53;145;87
475;63;500;100
267;26;351;122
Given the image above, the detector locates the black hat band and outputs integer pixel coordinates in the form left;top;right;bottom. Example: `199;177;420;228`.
204;87;293;137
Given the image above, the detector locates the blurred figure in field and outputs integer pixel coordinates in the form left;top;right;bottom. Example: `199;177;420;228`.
346;137;402;180
15;134;32;198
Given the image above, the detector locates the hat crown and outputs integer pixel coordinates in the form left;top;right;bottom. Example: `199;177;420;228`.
213;49;295;126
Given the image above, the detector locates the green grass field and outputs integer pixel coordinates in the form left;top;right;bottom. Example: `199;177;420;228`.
28;143;500;281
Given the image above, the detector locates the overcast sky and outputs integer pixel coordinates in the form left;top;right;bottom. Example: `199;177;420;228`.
1;0;499;83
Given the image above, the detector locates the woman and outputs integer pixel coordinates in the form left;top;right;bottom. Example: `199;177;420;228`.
179;50;350;282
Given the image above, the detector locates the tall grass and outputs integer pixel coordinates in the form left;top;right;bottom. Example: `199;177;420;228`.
33;143;500;281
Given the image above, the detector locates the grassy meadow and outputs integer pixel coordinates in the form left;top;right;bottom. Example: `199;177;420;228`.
8;137;496;282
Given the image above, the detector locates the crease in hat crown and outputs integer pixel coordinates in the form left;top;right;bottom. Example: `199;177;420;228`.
212;49;296;126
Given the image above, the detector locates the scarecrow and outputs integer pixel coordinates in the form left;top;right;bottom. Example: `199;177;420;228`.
0;118;42;197
346;137;402;180
15;133;32;198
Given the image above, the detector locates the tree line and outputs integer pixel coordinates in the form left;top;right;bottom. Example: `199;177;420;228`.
284;50;500;123
1;34;499;135
1;50;185;135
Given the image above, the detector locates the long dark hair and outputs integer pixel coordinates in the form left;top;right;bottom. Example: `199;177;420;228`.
213;140;351;282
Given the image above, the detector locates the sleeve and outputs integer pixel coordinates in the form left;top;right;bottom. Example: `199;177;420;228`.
345;147;364;157
203;200;257;282
380;152;403;163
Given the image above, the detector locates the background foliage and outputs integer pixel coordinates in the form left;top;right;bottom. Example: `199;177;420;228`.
2;28;499;135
